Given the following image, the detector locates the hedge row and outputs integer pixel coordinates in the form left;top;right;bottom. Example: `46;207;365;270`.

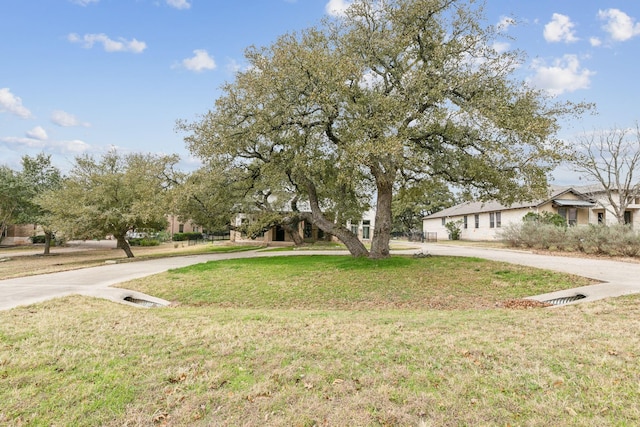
171;232;204;241
500;222;640;257
128;238;161;247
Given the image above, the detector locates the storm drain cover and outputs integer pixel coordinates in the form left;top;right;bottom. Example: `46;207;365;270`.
124;296;164;308
543;294;587;306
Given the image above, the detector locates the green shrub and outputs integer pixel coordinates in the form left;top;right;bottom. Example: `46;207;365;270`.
497;223;523;247
604;224;640;257
172;232;204;241
128;238;161;246
445;220;463;240
140;238;161;246
30;235;47;244
523;211;567;227
570;224;610;255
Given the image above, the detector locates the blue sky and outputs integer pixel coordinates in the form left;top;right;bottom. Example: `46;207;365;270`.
1;0;639;184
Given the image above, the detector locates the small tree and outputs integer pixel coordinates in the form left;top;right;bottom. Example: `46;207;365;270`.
0;166;30;244
571;123;640;224
445;220;463;240
19;153;62;255
41;150;179;258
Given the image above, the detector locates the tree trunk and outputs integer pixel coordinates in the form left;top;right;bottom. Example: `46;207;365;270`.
302;178;369;257
116;234;135;258
283;217;305;246
368;159;396;259
43;231;53;255
283;196;305;246
370;179;393;259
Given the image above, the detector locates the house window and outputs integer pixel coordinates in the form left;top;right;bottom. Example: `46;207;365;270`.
463;216;468;229
558;207;578;226
496;212;502;228
350;221;359;236
304;222;313;238
474;214;479;229
441;217;446;226
490;212;495;228
625;211;632;225
179;224;184;233
362;220;371;239
597;212;604;224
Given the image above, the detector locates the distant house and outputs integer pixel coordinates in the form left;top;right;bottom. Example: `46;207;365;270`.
1;224;41;245
422;186;599;241
166;215;201;236
231;209;376;245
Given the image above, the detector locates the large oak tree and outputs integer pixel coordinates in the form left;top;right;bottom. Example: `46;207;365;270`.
181;0;588;258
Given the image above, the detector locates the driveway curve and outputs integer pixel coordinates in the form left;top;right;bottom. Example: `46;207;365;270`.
1;244;639;311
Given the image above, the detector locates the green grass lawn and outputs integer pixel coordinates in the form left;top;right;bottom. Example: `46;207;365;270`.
1;255;639;426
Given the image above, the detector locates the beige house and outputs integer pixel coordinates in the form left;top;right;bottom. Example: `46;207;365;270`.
1;224;42;245
574;184;640;227
422;186;598;241
231;210;376;245
165;215;201;236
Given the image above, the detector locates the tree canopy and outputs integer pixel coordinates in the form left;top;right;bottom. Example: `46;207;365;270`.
40;150;179;258
180;0;589;258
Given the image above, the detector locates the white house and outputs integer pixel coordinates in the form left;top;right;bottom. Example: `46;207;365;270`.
422;186;601;241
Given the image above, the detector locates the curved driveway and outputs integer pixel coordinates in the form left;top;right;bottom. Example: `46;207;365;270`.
1;244;639;311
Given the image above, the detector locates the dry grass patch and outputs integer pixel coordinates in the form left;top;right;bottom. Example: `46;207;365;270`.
0;242;260;279
1;294;639;426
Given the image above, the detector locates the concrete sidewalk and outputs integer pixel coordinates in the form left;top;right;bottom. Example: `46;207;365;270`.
420;244;640;305
1;245;639;311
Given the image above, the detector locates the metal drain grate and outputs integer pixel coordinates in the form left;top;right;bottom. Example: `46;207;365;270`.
124;296;164;308
543;294;587;306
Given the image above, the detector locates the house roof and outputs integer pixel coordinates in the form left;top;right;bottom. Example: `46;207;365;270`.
423;186;595;220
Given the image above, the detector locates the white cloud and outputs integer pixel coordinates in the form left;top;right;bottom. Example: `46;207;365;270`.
166;0;190;10
57;140;91;153
69;0;99;5
0;88;32;118
180;49;216;72
544;13;578;43
67;33;147;53
0;136;90;153
590;37;602;47
598;8;640;41
51;110;90;127
529;54;595;95
26;126;48;141
325;0;352;17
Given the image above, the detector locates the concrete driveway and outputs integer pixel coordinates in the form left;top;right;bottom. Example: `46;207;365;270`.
1;244;639;311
